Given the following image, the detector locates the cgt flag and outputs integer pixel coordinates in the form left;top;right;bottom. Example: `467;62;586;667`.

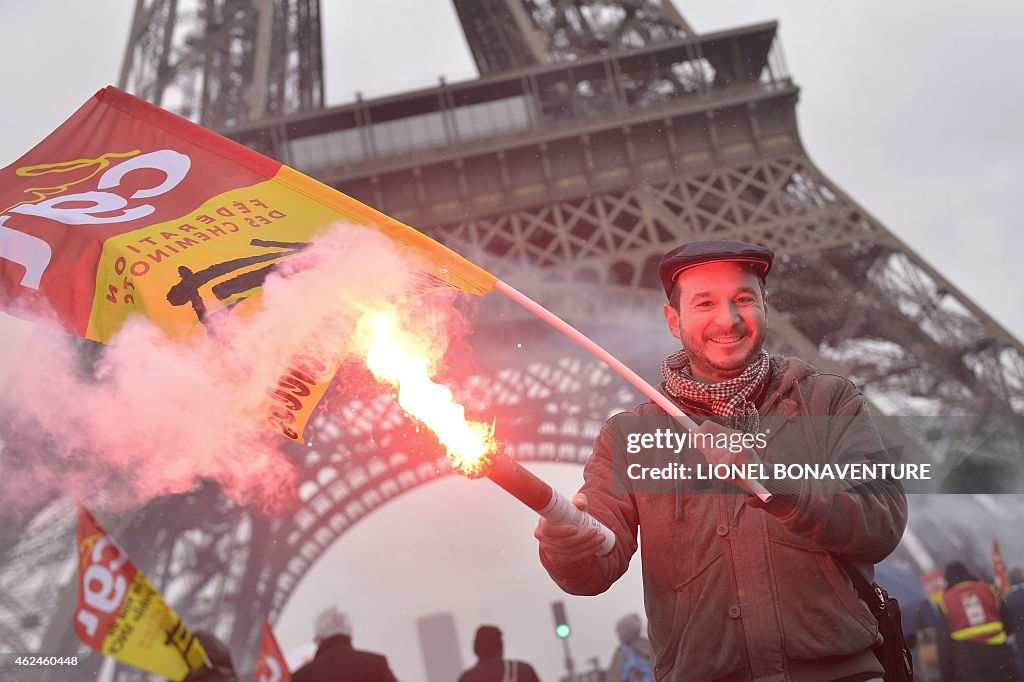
921;568;945;606
256;619;293;682
74;506;208;680
993;539;1010;597
0;87;497;441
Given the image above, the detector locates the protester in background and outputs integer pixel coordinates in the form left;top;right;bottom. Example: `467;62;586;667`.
607;613;653;682
1005;567;1024;678
936;561;1019;681
292;606;397;682
182;631;240;682
904;596;944;682
458;625;541;682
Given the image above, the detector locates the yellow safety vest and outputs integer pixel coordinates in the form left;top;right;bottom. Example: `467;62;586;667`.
938;581;1008;645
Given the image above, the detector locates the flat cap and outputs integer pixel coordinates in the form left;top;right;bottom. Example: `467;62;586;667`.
658;239;774;297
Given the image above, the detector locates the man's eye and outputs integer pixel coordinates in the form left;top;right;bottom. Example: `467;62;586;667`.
696;301;713;308
737;297;754;304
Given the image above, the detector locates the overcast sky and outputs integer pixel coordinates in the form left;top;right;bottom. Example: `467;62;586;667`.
1;1;1023;680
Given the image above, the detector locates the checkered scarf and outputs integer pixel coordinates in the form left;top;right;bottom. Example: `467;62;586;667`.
661;349;770;431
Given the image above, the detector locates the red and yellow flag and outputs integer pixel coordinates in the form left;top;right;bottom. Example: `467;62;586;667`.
921;568;945;605
0;87;497;441
993;539;1010;597
256;619;293;682
74;506;207;680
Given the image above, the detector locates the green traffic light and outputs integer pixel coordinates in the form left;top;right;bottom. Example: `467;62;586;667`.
555;623;571;638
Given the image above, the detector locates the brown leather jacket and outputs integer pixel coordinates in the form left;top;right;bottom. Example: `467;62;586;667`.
541;357;908;681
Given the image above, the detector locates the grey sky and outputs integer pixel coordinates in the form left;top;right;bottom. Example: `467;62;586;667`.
1;1;1023;680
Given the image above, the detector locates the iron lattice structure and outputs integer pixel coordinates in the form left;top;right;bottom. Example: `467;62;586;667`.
454;0;693;74
2;1;1023;680
118;0;324;128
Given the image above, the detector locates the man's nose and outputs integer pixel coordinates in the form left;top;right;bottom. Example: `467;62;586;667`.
714;301;742;327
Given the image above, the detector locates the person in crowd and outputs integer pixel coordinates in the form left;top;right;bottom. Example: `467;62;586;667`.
607;613;653;682
458;625;541;682
292;606;397;682
935;561;1019;682
1001;566;1024;678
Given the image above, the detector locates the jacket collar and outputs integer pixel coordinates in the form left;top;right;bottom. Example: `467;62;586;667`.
316;634;354;657
759;355;816;414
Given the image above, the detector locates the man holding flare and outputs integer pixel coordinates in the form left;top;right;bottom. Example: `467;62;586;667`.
535;240;908;681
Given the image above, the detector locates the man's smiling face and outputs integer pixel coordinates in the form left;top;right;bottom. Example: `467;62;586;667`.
663;261;767;383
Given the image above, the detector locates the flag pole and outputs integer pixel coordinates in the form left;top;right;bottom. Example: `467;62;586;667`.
494;280;772;503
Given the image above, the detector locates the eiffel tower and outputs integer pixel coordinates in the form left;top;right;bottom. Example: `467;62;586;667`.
3;2;1023;680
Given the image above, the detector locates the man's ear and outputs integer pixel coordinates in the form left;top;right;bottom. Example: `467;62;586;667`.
663;303;682;341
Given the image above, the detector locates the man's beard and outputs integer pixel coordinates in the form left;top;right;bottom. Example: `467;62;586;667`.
683;324;766;377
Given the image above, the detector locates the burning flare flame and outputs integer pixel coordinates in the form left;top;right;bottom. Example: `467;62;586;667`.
363;310;496;476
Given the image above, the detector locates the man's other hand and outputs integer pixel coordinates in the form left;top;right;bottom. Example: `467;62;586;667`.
693;420;774;502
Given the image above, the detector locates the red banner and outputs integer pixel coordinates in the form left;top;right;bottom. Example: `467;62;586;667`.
256;619;292;682
993;539;1010;596
74;506;207;679
921;568;945;604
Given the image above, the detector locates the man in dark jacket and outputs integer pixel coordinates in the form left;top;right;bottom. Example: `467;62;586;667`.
458;625;541;682
936;561;1020;682
292;607;397;682
535;240;908;681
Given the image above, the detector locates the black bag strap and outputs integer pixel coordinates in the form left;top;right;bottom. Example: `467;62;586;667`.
835;557;915;682
835;555;888;615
